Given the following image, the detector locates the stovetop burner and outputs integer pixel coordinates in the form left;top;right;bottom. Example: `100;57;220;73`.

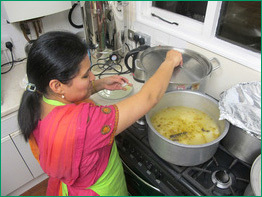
116;121;251;196
211;170;232;189
182;147;250;195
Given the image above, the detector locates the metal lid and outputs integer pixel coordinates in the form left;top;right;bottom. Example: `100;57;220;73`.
250;155;261;196
139;46;213;84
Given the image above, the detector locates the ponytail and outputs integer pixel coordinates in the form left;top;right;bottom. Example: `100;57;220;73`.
18;91;41;141
17;31;88;141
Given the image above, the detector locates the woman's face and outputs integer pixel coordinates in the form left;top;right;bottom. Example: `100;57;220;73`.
63;55;95;102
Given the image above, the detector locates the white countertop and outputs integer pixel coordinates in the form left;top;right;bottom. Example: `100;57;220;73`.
1;61;27;117
1;60;144;117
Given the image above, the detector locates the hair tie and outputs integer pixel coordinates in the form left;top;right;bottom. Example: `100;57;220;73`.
26;83;37;92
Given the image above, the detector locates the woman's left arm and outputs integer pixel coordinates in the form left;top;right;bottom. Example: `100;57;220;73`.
91;75;132;94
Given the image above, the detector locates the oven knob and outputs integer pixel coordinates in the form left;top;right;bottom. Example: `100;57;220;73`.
154;169;162;179
146;161;153;170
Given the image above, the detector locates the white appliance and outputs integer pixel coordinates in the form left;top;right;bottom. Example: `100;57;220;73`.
2;1;72;23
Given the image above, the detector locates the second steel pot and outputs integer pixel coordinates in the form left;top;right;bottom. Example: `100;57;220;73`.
219;82;261;165
145;91;229;166
221;125;261;164
125;46;220;92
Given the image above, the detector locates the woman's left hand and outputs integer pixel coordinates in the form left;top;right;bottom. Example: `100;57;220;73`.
101;75;133;91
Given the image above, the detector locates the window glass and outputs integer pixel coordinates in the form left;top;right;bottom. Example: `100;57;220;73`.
216;1;261;52
152;1;208;22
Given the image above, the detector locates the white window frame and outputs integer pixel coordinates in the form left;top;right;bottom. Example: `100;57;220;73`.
136;1;261;72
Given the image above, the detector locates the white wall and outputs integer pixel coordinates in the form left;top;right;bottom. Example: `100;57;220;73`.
1;2;83;64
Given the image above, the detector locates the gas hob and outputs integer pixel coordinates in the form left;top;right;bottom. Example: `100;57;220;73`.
116;122;251;196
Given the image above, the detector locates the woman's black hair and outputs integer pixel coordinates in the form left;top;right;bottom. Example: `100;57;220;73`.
18;31;88;141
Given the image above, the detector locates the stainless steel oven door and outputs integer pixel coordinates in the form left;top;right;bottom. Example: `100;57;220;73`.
121;159;164;196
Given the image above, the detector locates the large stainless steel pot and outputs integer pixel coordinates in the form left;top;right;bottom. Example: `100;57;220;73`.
221;125;261;164
125;46;220;92
145;91;229;166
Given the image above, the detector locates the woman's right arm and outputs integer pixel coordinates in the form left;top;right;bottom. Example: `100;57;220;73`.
115;50;182;135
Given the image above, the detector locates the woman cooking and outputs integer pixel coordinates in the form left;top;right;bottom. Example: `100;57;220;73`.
18;31;182;196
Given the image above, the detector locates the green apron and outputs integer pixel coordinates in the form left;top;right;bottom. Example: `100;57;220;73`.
43;96;128;196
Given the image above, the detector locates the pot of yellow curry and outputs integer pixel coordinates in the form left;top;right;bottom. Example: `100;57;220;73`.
145;91;229;166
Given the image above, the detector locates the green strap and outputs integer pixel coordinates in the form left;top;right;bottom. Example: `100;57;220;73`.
87;141;128;196
61;182;68;196
43;96;66;106
61;141;128;196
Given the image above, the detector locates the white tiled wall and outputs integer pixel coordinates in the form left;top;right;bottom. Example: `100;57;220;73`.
1;4;83;64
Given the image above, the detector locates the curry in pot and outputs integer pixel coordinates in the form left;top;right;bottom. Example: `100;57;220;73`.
151;106;220;145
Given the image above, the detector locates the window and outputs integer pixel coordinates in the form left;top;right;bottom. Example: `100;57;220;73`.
216;1;261;53
152;1;208;22
136;1;261;72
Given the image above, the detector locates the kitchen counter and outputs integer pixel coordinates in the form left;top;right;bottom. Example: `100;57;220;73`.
1;60;144;117
1;61;27;117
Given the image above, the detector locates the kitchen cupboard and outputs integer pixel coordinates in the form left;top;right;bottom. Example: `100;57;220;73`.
2;1;72;23
1;111;45;196
1;135;33;196
11;130;44;178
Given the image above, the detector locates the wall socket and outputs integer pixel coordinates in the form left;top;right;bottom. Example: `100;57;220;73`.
135;32;151;46
128;29;135;41
127;29;151;46
1;35;13;50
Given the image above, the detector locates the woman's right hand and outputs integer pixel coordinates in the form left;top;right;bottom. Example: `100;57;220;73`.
115;49;183;135
165;50;183;68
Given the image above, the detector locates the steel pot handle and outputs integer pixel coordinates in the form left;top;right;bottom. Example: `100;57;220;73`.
210;57;220;71
134;59;145;72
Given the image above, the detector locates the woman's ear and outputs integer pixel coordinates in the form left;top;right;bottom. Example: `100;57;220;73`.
49;79;64;95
